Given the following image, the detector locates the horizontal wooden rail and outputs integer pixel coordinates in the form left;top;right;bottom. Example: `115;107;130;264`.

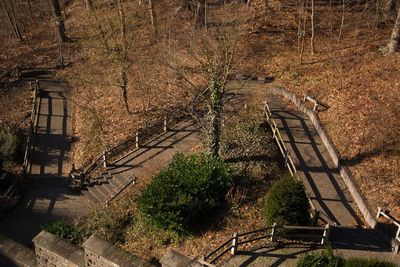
104;176;135;205
264;101;324;224
202;223;330;265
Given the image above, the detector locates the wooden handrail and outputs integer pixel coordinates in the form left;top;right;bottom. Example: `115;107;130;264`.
202;223;330;265
104;176;135;205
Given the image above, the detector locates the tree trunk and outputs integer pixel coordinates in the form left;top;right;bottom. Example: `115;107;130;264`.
0;0;22;40
119;66;130;114
386;6;400;53
208;78;223;157
194;0;205;28
149;0;157;34
310;0;315;55
384;0;396;20
84;0;93;10
50;0;67;42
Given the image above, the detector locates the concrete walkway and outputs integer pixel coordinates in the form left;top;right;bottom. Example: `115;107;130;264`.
0;72;93;246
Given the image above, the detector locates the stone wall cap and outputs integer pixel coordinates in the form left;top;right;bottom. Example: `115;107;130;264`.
32;231;59;248
82;235;113;255
160;249;203;267
67;246;85;266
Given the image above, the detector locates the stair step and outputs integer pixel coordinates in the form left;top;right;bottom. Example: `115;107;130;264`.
82;188;102;204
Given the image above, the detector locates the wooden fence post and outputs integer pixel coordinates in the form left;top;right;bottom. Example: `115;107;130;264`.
29;81;33;91
15;65;20;78
164;116;167;132
377;207;382;219
321;224;330;245
271;223;277;242
103;150;107;169
231;233;238;255
35;79;40;90
284;150;288;166
135;131;139;148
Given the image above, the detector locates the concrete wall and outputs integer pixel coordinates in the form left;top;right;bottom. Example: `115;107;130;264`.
82;235;153;267
33;231;84;267
270;86;378;229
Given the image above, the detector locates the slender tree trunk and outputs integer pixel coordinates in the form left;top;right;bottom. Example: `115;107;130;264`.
1;0;22;40
149;0;157;34
208;78;223;157
27;0;33;16
50;0;67;42
194;0;205;28
338;0;345;42
386;6;400;53
384;0;396;20
310;0;315;55
84;0;93;10
117;0;130;114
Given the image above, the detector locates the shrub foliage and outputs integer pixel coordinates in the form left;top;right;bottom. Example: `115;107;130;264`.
45;221;83;245
297;249;343;267
138;153;232;234
0;129;19;169
264;176;310;226
297;250;395;267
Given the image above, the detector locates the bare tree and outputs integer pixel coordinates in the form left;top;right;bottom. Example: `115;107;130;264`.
1;0;22;40
385;4;400;53
50;0;67;42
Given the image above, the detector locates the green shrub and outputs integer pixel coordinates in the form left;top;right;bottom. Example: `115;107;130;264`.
81;206;133;243
45;221;83;245
0;130;19;168
138;153;232;234
344;258;395;267
264;176;310;226
297;250;343;267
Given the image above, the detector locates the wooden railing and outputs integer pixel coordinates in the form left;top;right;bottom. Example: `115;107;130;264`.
81;116;171;182
104;176;135;206
200;224;331;266
377;207;400;253
0;65;20;87
263;101;336;225
22;80;40;174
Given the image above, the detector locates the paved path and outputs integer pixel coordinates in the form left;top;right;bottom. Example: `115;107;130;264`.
0;72;93;246
83;120;202;204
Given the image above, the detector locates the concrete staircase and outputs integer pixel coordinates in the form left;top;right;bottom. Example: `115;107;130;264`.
81;171;132;205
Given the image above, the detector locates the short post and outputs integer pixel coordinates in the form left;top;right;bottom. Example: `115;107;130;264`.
231;233;238;255
102;150;107;169
29;81;33;91
35;79;40;90
244;103;248;110
303;94;307;102
271;223;277;242
377;207;382;219
163;116;167;132
135;131;139;148
284;150;288;166
15;65;20;78
321;224;330;245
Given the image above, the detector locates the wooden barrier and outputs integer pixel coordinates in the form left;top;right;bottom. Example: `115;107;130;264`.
269;86;377;231
22;80;40;174
202;224;330;265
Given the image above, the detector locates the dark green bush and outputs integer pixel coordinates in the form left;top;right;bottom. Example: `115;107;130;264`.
344;258;395;267
138;153;232;234
0;130;19;168
264;176;310;226
297;250;395;267
297;250;343;267
45;221;83;245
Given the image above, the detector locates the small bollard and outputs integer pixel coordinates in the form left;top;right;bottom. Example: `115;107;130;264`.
231;233;238;255
103;150;107;169
271;223;277;242
163;116;167;132
135;131;139;148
